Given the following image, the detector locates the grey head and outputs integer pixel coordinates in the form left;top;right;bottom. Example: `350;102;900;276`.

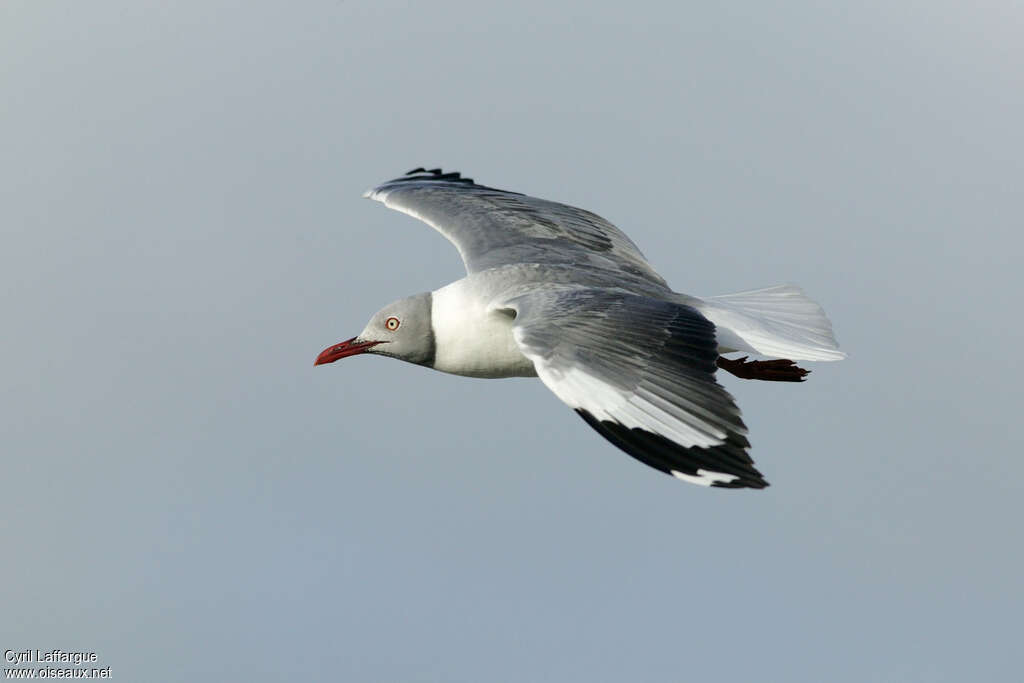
314;292;435;368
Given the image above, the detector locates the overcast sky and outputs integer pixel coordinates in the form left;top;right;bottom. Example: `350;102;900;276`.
2;1;1022;681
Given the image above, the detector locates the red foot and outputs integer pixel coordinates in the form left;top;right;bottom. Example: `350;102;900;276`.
716;356;810;382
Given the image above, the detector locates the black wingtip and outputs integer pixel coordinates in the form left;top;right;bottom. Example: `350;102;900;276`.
386;167;524;195
399;167;476;185
575;409;769;489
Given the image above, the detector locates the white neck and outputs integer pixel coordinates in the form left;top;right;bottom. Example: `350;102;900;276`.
430;277;537;378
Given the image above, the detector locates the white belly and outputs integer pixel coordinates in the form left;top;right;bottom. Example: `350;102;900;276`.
430;278;538;378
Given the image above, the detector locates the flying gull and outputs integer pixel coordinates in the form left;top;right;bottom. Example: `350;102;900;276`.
315;168;845;488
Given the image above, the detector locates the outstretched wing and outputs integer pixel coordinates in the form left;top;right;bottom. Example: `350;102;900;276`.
502;286;768;489
364;168;668;287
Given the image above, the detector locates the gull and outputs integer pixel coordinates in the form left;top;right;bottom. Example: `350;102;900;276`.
315;168;845;488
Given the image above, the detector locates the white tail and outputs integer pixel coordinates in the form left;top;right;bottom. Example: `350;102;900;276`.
694;284;846;361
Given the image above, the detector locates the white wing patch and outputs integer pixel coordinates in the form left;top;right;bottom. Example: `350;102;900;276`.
670;469;740;487
364;186;473;268
531;361;727;450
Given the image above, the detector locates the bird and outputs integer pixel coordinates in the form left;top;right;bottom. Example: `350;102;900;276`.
315;168;845;489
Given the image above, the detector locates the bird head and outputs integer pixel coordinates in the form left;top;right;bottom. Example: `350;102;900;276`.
315;292;435;367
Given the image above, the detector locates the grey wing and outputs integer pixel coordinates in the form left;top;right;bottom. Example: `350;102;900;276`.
364;168;668;287
502;286;767;489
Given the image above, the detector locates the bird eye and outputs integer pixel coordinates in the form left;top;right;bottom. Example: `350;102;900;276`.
385;316;400;331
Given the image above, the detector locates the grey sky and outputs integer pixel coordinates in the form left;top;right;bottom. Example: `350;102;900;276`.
2;1;1021;681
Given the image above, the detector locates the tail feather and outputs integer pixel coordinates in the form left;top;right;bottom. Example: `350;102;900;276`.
694;285;846;361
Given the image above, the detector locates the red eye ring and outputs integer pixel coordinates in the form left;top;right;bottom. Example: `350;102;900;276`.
385;316;400;331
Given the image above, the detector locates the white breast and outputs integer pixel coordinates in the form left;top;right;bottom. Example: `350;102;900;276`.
430;277;538;378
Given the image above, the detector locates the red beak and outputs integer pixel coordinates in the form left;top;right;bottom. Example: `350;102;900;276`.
314;337;384;366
